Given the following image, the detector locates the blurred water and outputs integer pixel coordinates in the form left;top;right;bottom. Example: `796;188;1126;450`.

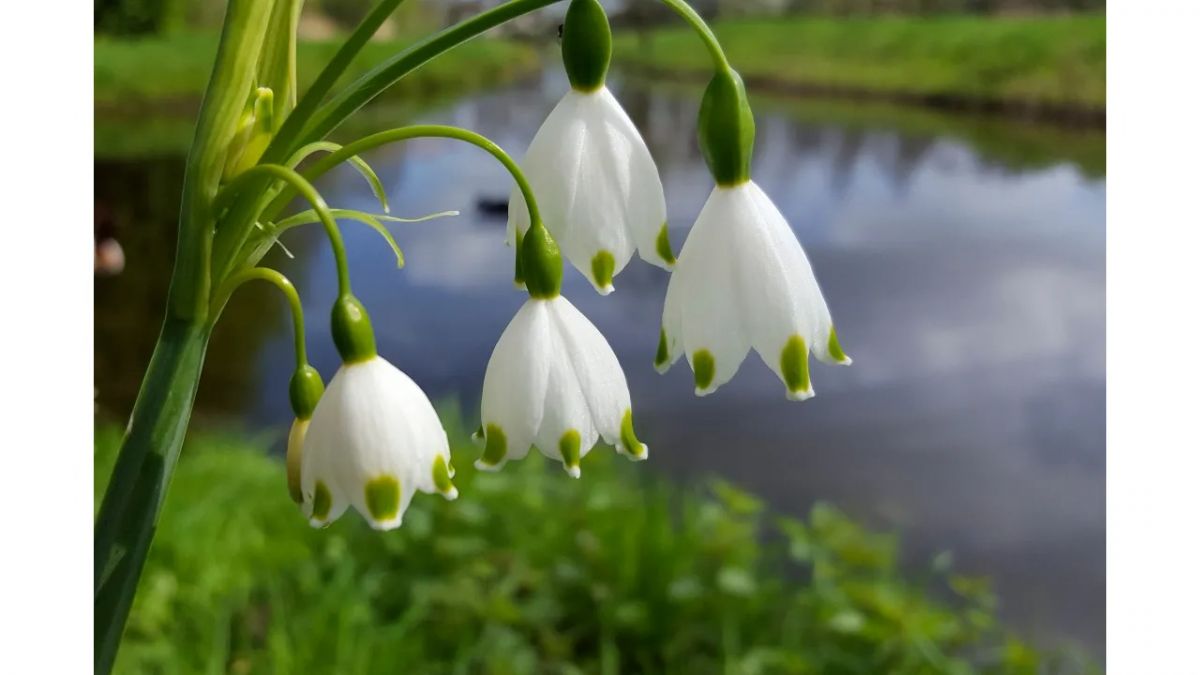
94;69;1104;653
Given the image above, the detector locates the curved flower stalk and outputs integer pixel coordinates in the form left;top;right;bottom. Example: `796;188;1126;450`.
478;218;647;476
508;0;672;295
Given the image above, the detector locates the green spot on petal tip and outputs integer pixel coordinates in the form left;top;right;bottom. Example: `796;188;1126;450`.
311;481;332;522
433;455;454;495
619;409;647;460
654;328;670;371
692;349;716;393
591;250;615;293
480;424;507;468
364;475;401;522
559;429;582;477
828;327;852;364
655;222;675;267
780;335;811;398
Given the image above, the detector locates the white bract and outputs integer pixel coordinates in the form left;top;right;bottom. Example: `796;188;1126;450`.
477;296;647;477
300;355;456;530
657;181;851;399
508;87;672;295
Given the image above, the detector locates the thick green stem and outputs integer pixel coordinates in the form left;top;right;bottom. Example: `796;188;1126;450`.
94;320;212;674
174;0;275;321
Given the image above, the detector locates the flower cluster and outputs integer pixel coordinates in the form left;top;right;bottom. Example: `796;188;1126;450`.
283;0;848;531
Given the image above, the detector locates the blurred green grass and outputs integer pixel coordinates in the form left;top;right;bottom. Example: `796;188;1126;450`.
95;411;1096;674
614;15;1105;109
94;32;539;109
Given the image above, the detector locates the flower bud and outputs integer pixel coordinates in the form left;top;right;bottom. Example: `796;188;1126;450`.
521;222;563;299
331;294;377;364
289;364;325;420
697;69;755;186
223;87;275;180
561;0;611;92
286;365;325;504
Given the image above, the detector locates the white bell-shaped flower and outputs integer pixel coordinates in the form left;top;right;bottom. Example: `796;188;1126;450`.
477;295;648;477
508;86;673;295
656;181;851;400
300;355;457;530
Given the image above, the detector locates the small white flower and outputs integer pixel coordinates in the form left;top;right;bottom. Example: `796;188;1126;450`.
508;86;673;295
300;355;456;530
656;181;851;399
477;295;647;477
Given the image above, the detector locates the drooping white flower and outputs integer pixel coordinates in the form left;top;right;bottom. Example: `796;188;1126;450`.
300;355;457;530
476;295;647;477
656;181;851;400
508;86;673;295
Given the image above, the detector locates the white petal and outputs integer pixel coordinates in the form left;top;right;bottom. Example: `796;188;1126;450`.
531;323;599;476
592;87;671;270
479;300;552;470
546;297;628;448
676;187;752;395
516;88;679;294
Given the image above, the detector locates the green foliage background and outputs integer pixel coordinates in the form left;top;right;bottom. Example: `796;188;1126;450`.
95;412;1096;674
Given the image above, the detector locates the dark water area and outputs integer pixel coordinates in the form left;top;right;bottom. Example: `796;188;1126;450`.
95;69;1105;655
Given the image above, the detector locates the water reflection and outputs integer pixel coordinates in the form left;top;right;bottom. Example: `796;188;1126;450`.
94;69;1105;653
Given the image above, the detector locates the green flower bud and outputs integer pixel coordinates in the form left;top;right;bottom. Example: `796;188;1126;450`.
223;87;275;180
561;0;611;92
288;364;325;420
331;294;377;364
698;69;755;186
521;222;564;299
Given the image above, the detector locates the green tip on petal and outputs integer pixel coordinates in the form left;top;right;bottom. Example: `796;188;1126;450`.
655;223;676;267
654;328;670;372
619;409;648;460
471;424;485;445
364;475;401;524
433;455;457;499
559;429;582;478
692;349;716;394
311;480;332;523
478;424;507;470
591;250;615;294
780;335;812;400
828;326;852;365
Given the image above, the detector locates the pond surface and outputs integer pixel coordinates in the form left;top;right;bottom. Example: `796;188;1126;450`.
95;69;1105;654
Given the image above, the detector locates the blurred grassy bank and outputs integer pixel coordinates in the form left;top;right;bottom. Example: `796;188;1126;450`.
94;33;539;111
94;33;539;158
95;416;1095;674
614;14;1105;118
